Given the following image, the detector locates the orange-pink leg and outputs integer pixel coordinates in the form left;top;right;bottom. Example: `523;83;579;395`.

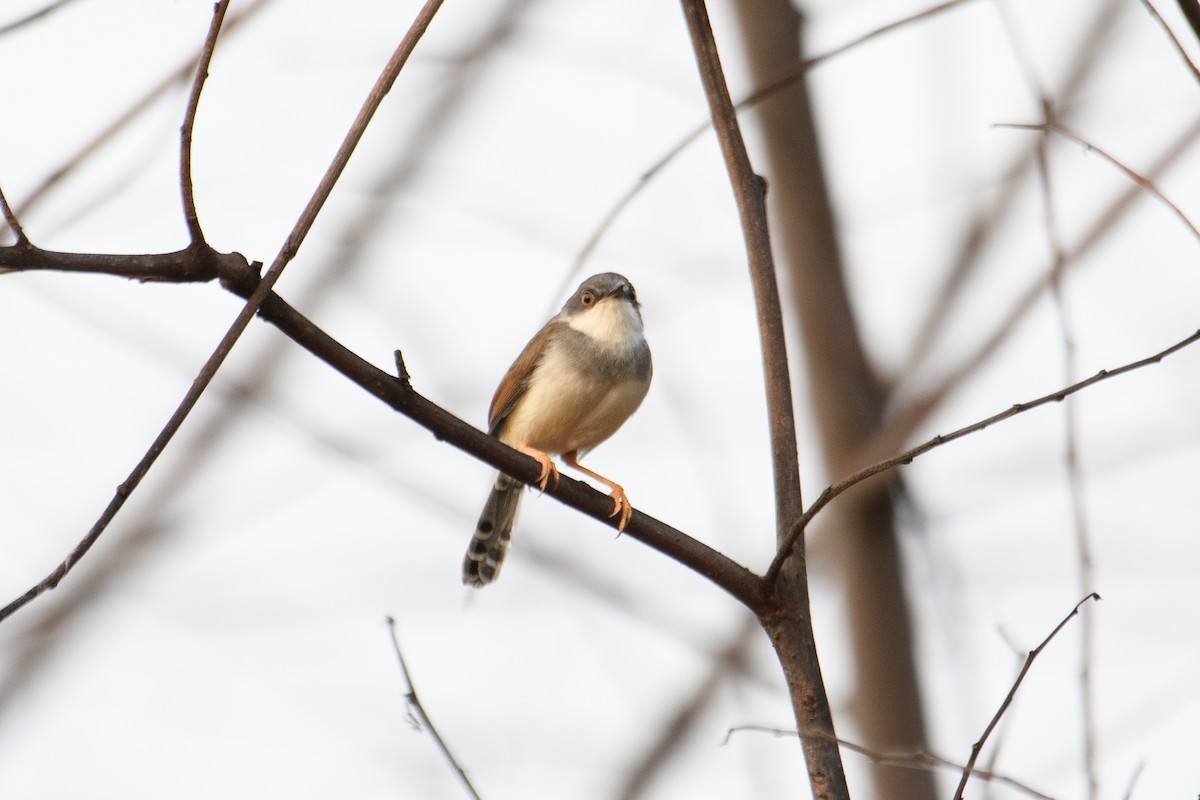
517;444;559;491
563;451;633;531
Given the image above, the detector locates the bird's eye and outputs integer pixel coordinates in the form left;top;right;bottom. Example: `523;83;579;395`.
581;290;595;307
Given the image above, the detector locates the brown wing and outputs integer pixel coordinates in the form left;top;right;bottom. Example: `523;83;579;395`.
488;320;562;437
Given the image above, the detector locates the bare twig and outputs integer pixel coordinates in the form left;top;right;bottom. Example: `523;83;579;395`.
385;617;483;800
1140;0;1200;84
767;327;1200;585
0;182;29;246
0;0;446;624
998;122;1200;242
0;0;79;36
723;726;1054;800
179;0;230;244
952;593;1102;800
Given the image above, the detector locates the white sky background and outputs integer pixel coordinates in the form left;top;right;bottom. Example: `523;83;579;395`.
1;0;1199;798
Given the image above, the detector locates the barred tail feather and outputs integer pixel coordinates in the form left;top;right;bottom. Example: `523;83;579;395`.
463;474;522;587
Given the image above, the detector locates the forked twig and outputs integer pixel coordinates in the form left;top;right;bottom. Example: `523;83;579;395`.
952;594;1101;800
0;0;446;624
767;328;1200;585
385;617;483;800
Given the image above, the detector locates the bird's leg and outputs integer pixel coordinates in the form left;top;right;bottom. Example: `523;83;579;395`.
562;451;633;531
517;444;558;491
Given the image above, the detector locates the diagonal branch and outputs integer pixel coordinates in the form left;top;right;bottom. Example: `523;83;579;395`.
999;121;1200;242
386;617;482;800
1143;0;1200;82
0;181;29;246
767;327;1200;586
0;0;446;625
953;593;1101;800
0;242;765;614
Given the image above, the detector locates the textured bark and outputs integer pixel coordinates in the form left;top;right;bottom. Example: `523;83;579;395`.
727;3;936;797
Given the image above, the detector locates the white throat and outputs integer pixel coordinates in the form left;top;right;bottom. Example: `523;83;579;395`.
566;297;643;345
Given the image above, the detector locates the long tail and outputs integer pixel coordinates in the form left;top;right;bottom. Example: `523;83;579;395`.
463;474;523;587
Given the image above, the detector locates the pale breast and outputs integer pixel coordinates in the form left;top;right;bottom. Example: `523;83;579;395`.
499;329;651;455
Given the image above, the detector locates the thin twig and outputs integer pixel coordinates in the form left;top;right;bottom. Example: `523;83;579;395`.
0;0;79;36
998;122;1200;242
723;726;1054;800
0;0;446;624
767;327;1200;585
952;593;1102;800
0;182;29;246
385;617;483;800
1140;0;1200;84
179;0;230;244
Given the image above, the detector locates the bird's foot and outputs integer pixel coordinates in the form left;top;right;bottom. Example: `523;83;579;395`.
518;445;559;491
606;487;633;532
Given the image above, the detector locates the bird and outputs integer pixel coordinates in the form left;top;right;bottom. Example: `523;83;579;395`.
462;272;652;588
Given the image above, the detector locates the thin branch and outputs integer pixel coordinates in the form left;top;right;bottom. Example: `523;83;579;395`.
952;594;1102;800
998;122;1200;242
1140;0;1200;84
179;0;230;244
385;617;483;800
0;0;79;36
0;0;446;624
723;726;1054;800
767;327;1200;585
0;182;29;246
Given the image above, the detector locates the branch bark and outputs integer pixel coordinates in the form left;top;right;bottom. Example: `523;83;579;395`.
677;1;847;797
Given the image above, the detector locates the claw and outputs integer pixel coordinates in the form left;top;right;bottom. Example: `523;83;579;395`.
607;489;633;532
518;445;558;491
